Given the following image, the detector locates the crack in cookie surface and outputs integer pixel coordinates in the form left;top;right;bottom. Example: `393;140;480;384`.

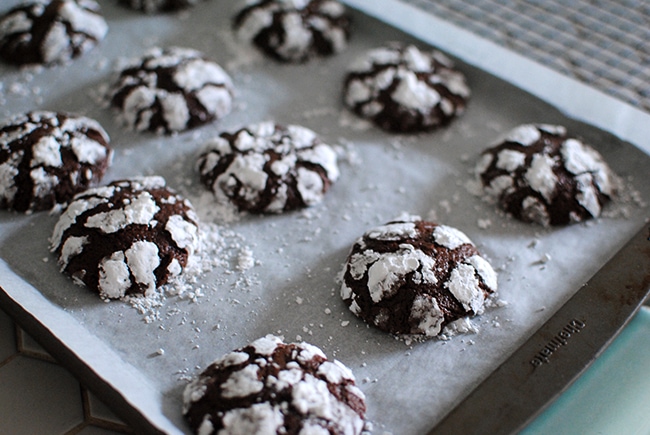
340;218;497;338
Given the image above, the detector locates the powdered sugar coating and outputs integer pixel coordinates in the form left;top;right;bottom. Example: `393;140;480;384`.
475;124;618;226
50;176;199;300
197;122;339;214
107;47;234;134
343;43;470;133
0;0;107;66
0;111;112;213
340;217;497;338
182;335;366;435
233;0;350;62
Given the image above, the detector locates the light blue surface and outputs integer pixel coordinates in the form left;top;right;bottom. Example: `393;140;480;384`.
523;306;650;435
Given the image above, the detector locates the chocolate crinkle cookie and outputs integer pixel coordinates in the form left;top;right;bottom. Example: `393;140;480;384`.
107;46;234;134
0;111;112;213
233;0;350;62
119;0;203;13
49;176;200;300
343;43;470;133
197;122;339;214
0;0;108;66
474;124;619;226
183;335;367;435
340;217;497;338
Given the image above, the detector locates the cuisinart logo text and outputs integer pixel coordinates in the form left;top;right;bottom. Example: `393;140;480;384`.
530;319;586;367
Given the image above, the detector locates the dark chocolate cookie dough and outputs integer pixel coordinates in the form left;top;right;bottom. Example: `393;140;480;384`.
197;122;339;214
340;217;497;338
50;176;199;300
183;335;366;435
0;0;108;66
106;46;234;134
119;0;202;13
343;43;470;133
233;0;350;62
474;124;618;226
0;111;111;213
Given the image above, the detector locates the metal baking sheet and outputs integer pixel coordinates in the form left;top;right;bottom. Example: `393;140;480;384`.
1;1;649;434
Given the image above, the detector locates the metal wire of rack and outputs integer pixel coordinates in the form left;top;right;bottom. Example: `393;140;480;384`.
403;0;650;112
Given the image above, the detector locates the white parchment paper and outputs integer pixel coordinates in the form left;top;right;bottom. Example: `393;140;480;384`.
1;1;649;434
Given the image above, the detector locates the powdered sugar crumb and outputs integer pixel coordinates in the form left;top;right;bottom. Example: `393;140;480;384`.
338;110;373;131
477;218;492;229
123;206;263;322
438;318;480;341
236;247;256;271
601;175;647;219
192;191;242;224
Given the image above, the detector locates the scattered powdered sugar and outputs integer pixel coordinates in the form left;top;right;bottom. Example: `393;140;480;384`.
127;218;260;323
1;6;649;435
192;190;242;224
601;175;648;219
214;28;266;71
477;218;492;229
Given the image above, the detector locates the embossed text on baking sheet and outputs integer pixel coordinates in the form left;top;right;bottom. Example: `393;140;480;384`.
530;319;586;367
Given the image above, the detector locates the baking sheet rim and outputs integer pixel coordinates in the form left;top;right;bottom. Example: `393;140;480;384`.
0;2;649;434
0;261;179;434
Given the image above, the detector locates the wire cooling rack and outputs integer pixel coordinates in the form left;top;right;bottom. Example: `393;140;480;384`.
401;0;650;112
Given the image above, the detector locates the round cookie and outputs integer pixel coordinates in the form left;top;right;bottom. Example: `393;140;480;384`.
340;217;497;338
182;335;367;435
474;124;618;226
196;122;339;214
0;0;108;66
343;43;470;133
106;46;234;134
233;0;350;62
119;0;202;13
49;176;200;300
0;111;112;213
